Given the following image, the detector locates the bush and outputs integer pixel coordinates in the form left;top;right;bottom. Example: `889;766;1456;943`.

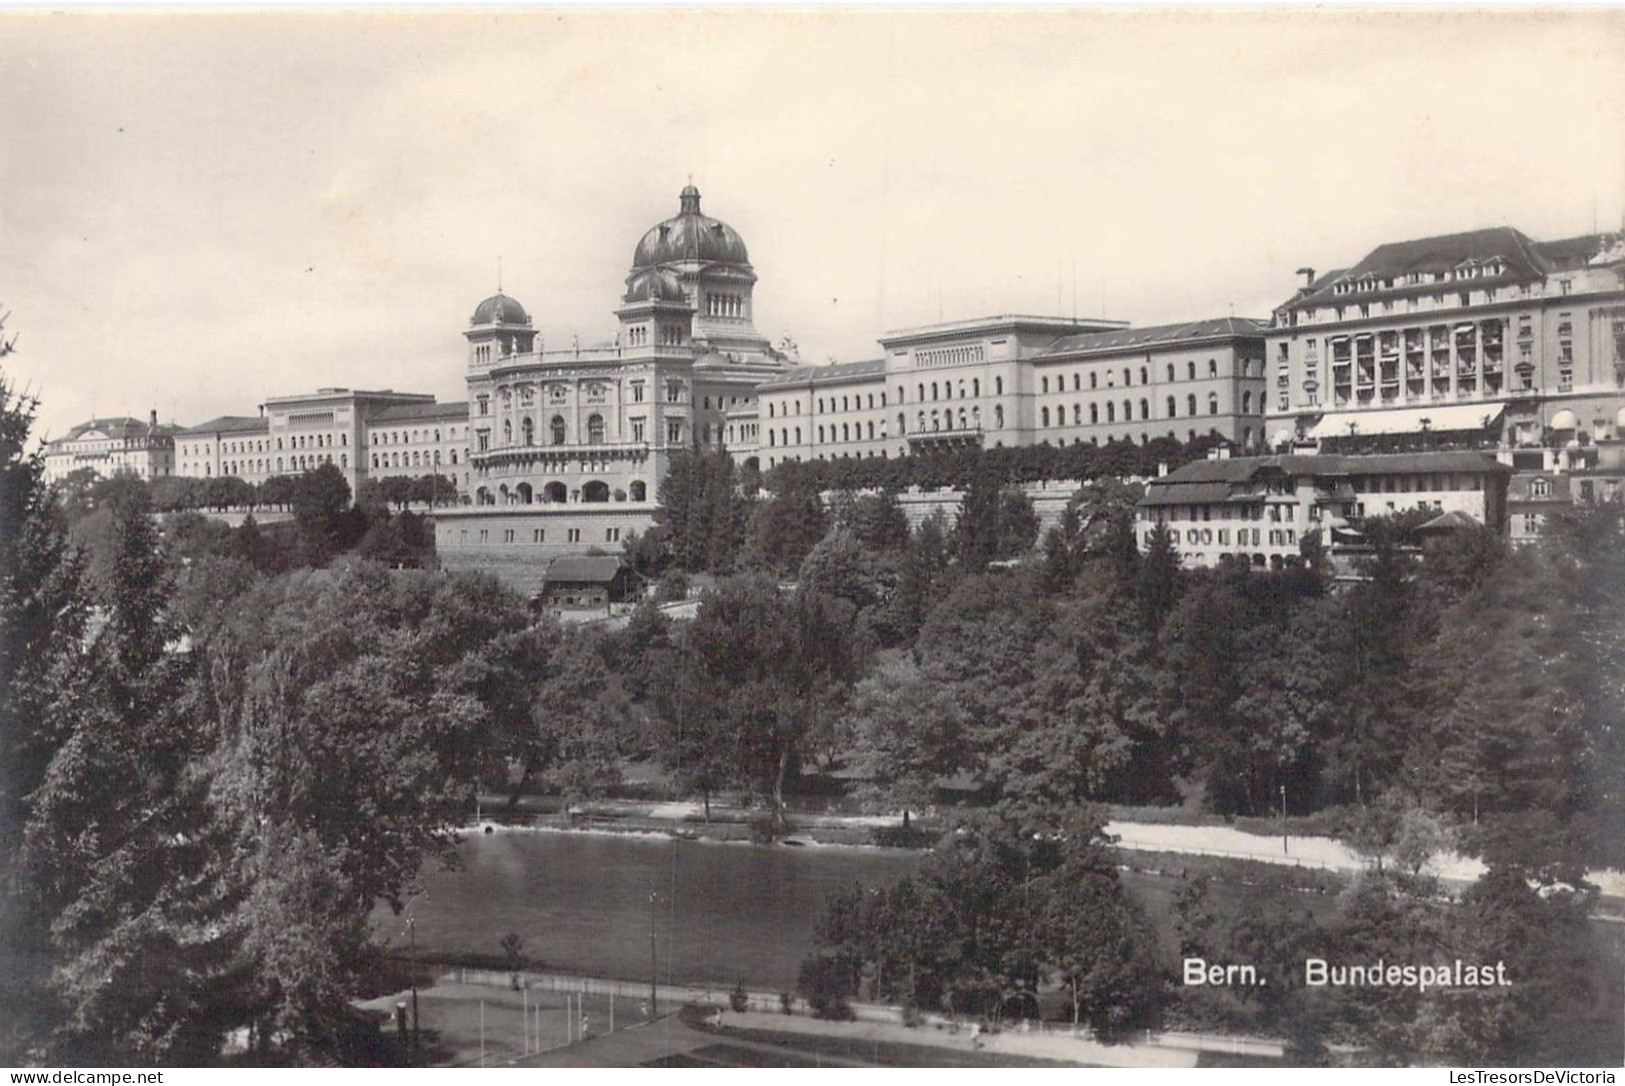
797;953;858;1020
654;570;690;603
729;981;749;1013
871;824;937;849
780;991;794;1015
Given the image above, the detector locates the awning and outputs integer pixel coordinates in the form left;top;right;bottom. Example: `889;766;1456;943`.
1306;402;1505;440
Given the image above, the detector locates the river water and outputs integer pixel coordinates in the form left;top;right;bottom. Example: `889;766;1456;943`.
371;830;924;992
371;828;1330;993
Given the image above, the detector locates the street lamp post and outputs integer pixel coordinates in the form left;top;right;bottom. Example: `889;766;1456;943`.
648;889;659;1015
1280;784;1289;856
408;916;419;1060
401;889;428;1063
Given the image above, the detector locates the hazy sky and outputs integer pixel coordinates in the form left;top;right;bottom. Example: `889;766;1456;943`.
2;9;1622;441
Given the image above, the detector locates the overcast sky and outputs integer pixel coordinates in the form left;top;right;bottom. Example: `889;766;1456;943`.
2;9;1622;441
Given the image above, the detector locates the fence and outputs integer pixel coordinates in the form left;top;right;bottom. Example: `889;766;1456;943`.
444;966;1286;1060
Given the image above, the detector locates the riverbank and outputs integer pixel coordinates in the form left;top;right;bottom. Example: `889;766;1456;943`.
468;797;1625;901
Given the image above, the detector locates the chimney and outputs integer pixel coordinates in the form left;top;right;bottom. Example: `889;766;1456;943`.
1296;267;1316;288
150;409;158;430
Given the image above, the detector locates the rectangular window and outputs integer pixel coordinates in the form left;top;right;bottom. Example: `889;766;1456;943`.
533;529;545;543
503;529;515;543
606;527;620;543
567;528;581;543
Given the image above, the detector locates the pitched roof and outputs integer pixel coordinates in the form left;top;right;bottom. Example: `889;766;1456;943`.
758;358;886;390
543;556;625;584
179;415;268;436
1416;509;1482;533
370;401;469;423
1143;450;1509;504
54;416;188;443
1037;317;1268;358
1284;227;1543;311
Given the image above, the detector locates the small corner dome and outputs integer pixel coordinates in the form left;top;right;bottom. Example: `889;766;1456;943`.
472;292;531;326
632;185;750;270
623;269;689;305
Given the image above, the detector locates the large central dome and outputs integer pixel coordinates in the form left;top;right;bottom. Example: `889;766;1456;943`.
631;185;751;270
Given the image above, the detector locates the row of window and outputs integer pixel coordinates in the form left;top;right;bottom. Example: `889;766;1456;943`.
191;452;346;477
182;431;344;458
459;526;625;545
373;449;458;469
1037;393;1262;428
372;427;461;446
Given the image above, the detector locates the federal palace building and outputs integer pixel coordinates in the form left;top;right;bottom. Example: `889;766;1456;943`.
46;186;1625;568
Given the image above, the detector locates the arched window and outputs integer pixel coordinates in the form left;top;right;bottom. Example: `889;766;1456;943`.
522;417;534;445
1090;372;1098;390
516;482;533;504
551;416;566;445
995;376;1004;395
587;414;605;445
582;480;610;503
1242;391;1253;414
931;410;940;432
994;405;1005;428
1167;363;1175;382
1041;407;1050;427
544;481;567;503
958;408;968;430
1167;396;1177;418
1140;367;1149;385
818;426;826;443
897;413;906;436
1188;394;1197;416
1090;403;1099;424
931;382;940;401
1123;400;1132;421
1209;393;1219;415
1140;399;1149;421
1123;368;1132;386
1106;402;1116;423
1188;361;1197;380
630;480;647;501
842;424;850;442
1209;359;1218;378
795;427;801;443
502;420;512;445
973;379;981;397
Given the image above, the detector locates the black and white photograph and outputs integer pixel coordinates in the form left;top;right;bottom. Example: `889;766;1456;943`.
1;7;1622;1074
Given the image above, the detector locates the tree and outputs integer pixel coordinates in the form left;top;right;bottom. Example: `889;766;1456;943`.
0;370;92;1055
836;491;910;553
22;484;238;1064
1135;521;1179;631
685;577;861;829
744;474;827;577
290;464;352;564
846;655;973;819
